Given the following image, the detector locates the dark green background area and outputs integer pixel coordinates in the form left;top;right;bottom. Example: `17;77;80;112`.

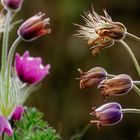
10;0;140;139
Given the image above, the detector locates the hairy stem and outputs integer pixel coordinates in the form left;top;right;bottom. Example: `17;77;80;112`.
70;124;91;140
133;81;140;85
126;32;140;43
133;85;140;97
119;40;140;78
1;11;12;79
122;108;140;114
5;37;21;105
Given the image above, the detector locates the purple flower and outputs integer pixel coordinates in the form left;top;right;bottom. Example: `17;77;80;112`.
90;102;123;128
11;105;24;121
0;115;13;136
15;51;50;84
18;12;51;41
1;0;23;11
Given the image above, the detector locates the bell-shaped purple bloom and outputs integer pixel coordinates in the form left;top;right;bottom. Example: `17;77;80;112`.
15;51;50;84
18;13;51;41
11;105;24;121
90;102;123;128
1;0;24;11
0;115;13;136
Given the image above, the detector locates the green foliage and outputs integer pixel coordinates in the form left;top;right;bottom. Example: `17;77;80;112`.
5;107;60;140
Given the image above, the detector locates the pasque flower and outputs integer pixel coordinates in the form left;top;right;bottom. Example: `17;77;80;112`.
11;105;24;121
90;102;123;128
76;9;126;55
18;12;51;41
98;74;133;98
77;67;107;89
1;0;24;11
15;51;50;84
0;115;13;136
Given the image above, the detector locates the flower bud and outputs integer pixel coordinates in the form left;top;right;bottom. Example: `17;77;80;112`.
15;51;50;84
98;74;133;98
0;115;13;136
90;102;123;128
1;0;24;11
96;22;126;40
11;105;24;121
18;12;51;41
77;67;107;89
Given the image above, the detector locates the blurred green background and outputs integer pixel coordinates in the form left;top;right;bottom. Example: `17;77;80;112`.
10;0;140;139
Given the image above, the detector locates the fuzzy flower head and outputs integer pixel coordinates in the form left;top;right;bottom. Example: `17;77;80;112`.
77;67;107;89
18;12;51;41
15;51;50;84
98;74;133;99
76;9;126;55
90;102;123;128
1;0;24;11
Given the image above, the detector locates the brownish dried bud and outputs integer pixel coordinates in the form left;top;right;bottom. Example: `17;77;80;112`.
77;67;107;89
96;22;126;40
98;74;133;98
88;36;114;55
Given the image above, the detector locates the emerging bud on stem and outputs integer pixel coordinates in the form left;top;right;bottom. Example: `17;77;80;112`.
98;74;133;99
90;102;123;128
18;12;51;41
1;0;24;11
77;67;107;89
11;105;24;121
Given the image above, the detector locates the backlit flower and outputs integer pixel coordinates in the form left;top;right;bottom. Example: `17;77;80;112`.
1;0;23;11
15;51;50;84
90;102;123;128
18;12;51;41
75;9;126;55
98;74;133;99
77;67;107;89
0;115;13;136
11;105;24;121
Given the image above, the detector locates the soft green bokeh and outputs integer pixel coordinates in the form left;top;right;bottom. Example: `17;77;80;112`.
9;0;140;139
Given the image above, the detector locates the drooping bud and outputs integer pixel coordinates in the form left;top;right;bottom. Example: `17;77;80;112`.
15;51;50;84
11;105;24;121
98;74;133;99
75;9;127;55
96;22;126;40
77;67;107;89
90;102;123;128
1;0;24;11
18;12;51;41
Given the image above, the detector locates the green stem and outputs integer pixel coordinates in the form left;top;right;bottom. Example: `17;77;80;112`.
122;108;140;114
119;40;140;78
1;11;12;79
133;85;140;97
133;81;140;85
126;32;140;43
70;124;91;140
5;37;21;105
106;74;115;78
7;36;21;77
